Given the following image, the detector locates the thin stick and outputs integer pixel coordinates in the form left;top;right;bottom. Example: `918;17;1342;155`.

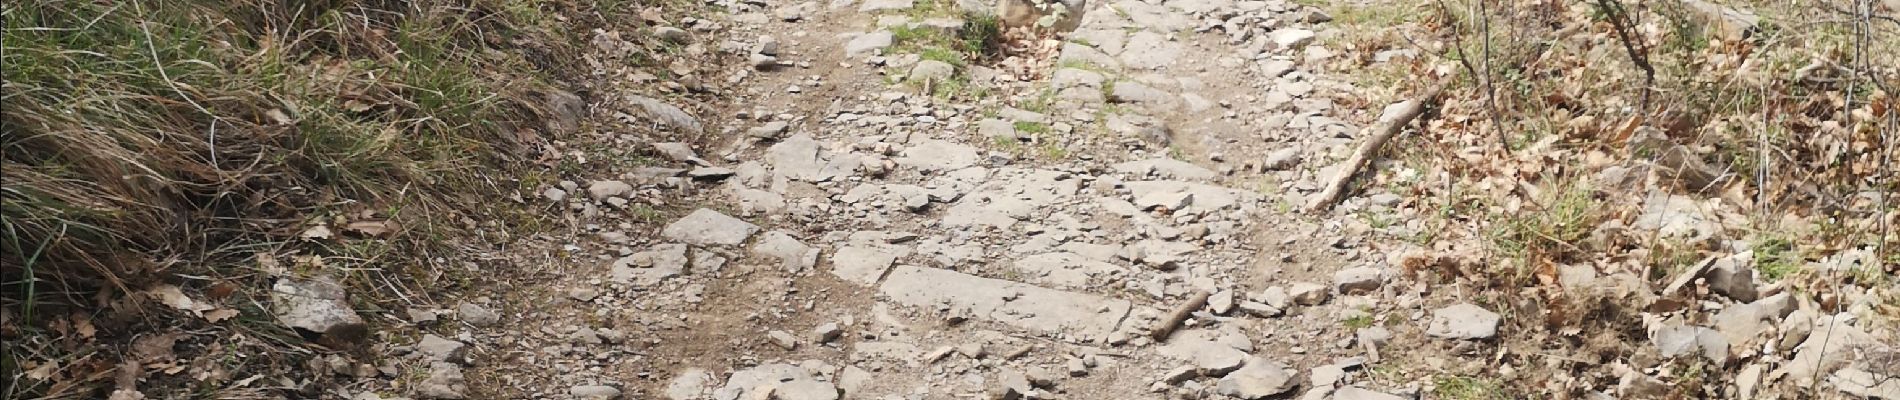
1149;290;1211;341
1592;0;1655;115
1305;84;1448;213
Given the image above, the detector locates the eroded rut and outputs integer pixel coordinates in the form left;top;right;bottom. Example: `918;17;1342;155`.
448;0;1499;398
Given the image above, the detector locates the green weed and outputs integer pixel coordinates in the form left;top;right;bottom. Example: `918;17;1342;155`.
1433;376;1508;400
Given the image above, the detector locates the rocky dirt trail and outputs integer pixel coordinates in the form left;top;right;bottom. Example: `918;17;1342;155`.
383;0;1895;399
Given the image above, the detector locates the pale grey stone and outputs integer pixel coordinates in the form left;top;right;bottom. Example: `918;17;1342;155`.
1216;358;1297;399
846;31;895;56
879;266;1133;338
661;209;759;246
271;277;367;340
1426;303;1501;340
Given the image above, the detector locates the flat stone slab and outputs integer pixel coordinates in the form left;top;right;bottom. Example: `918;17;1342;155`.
1012;252;1127;289
1125;180;1245;211
611;243;689;285
662;209;760;246
830;245;905;285
768;134;861;182
846;31;895;57
897;139;981;171
1119;30;1183;69
879;266;1132;339
858;0;913;12
753;231;820;272
1426;303;1501;340
1113;158;1217;180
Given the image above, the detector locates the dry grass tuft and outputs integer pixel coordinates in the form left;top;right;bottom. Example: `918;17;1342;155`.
1;0;645;397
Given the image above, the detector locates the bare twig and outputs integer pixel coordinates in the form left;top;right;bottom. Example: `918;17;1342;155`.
1433;0;1510;153
1150;290;1211;341
1478;0;1503;152
1306;84;1449;212
1433;0;1485;86
1593;0;1656;115
1811;0;1879;391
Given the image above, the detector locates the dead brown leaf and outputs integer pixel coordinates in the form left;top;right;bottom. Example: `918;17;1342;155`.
1606;116;1643;144
300;225;334;240
205;281;238;301
130;332;181;363
73;314;97;340
343;220;398;238
145;285;214;316
25;361;56;381
203;309;240;323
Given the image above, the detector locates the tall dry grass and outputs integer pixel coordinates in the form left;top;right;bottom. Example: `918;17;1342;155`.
2;0;631;396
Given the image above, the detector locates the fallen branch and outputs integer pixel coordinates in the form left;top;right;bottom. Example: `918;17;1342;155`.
1149;290;1211;341
1304;84;1447;213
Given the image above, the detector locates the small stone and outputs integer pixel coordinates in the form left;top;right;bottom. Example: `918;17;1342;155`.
1331;387;1406;400
813;323;843;343
655;26;690;42
625;94;703;133
418;362;467;399
751;53;779;68
1735;364;1765;398
748;121;791;138
1192;344;1248;376
1289;282;1329;305
1303;9;1334;23
661;209;760;246
543;188;568;202
978;118;1017;139
690;167;736;180
1216;358;1297;399
570;385;622;399
1135;192;1194;211
909;60;955;83
924;346;956;363
417;334;467;363
774;379;841;400
1068;358;1090;377
1357;327;1392;344
752;231;820;272
1025;368;1059;388
653;142;707;165
457;303;500;327
1309;364;1346;387
587;180;634;200
1704;253;1759;302
568;288;598;301
1262;147;1301;170
270;277;368;342
859;0;914;12
1332;267;1382;295
1652;324;1730;363
1161;365;1199;384
407;308;439;324
846;31;895;57
1270;29;1317;49
1258;286;1292;309
1239;301;1283;317
775;4;807;21
957;342;988;359
1209;290;1236;315
757;36;781;56
769;330;799;349
1426;303;1501;340
667;369;715;400
996;369;1033;399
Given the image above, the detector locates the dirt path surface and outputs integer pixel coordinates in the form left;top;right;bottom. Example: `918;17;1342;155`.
392;0;1895;399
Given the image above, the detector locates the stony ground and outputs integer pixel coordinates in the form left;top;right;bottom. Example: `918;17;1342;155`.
351;0;1899;399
